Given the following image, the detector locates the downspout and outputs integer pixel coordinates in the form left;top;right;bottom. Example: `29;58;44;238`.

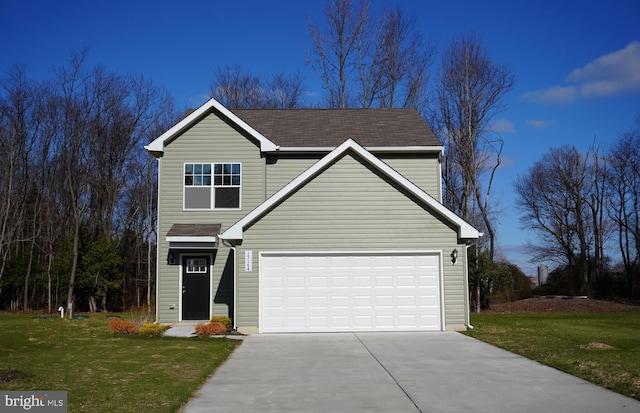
155;157;162;324
220;237;237;331
464;243;474;330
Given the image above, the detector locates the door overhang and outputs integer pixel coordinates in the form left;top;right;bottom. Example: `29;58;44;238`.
166;224;221;264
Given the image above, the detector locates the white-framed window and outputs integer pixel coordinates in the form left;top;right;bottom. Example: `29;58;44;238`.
185;258;208;273
184;162;241;209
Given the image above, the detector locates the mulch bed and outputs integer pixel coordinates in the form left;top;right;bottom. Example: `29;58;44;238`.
487;298;640;313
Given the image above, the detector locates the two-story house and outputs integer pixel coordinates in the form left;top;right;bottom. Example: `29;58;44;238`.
145;98;480;333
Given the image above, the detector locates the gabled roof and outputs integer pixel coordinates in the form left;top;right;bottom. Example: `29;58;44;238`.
144;98;278;156
144;98;443;157
220;139;480;242
231;108;441;149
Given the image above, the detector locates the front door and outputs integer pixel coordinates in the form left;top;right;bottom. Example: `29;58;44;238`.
182;256;210;320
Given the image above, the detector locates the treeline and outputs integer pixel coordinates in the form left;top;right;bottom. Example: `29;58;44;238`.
0;50;179;313
514;118;640;300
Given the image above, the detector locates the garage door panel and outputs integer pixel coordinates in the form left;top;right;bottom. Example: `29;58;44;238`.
308;296;329;308
286;276;305;288
309;316;329;327
353;295;373;307
374;275;394;287
375;295;394;307
352;275;372;287
308;275;328;288
263;276;285;288
260;252;442;332
331;316;350;327
352;256;373;267
286;296;305;308
331;276;349;288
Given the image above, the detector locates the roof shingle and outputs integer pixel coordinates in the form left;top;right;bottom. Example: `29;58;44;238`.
231;108;440;148
166;224;221;237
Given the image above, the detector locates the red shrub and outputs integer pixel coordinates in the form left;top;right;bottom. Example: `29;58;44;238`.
109;317;139;334
195;322;227;337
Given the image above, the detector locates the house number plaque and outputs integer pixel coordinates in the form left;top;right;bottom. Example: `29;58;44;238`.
245;250;253;272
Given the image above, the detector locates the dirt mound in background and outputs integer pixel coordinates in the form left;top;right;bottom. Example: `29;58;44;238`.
488;298;640;313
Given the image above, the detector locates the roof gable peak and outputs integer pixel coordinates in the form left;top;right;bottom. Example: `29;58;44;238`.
221;138;479;241
144;98;278;157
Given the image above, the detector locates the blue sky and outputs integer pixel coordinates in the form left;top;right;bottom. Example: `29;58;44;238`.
2;0;639;275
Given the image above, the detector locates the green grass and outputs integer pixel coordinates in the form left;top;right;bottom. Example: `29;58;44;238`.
464;312;640;400
0;313;240;412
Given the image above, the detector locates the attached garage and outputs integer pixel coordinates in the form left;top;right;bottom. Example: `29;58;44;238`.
259;251;443;333
218;140;481;333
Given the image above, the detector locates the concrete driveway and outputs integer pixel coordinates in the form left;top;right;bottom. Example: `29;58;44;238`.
182;332;640;413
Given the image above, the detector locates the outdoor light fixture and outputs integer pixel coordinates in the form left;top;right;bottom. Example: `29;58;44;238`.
451;248;458;265
167;251;175;265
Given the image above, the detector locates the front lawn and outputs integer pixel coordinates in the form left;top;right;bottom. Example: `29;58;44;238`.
0;313;240;412
464;311;640;400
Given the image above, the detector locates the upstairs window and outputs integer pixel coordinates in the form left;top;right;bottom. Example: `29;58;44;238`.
184;162;241;209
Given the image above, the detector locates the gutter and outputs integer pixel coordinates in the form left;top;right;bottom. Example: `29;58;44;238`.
264;145;443;154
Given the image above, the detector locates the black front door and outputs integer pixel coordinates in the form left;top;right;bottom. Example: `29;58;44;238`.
182;256;210;320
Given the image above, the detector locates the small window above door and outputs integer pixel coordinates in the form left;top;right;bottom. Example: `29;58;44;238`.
185;258;207;273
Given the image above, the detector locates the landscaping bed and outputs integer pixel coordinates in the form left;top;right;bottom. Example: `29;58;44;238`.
488;297;639;313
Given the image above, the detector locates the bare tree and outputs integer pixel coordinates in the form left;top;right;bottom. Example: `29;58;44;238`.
374;7;434;112
514;145;608;294
209;65;306;109
308;0;433;112
54;49;96;318
265;72;306;109
210;65;264;109
0;49;171;312
308;0;370;108
0;66;36;305
607;118;640;292
433;33;514;260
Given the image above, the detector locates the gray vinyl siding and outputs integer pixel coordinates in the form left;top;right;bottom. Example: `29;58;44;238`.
156;112;266;322
265;157;317;196
380;154;442;202
235;154;466;330
265;153;441;200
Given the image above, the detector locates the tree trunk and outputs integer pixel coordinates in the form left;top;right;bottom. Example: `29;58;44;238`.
67;222;80;319
47;254;53;313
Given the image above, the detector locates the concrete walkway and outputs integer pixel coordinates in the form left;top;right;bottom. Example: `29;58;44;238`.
164;325;197;338
182;332;640;413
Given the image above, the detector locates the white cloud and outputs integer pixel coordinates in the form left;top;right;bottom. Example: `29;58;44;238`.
491;119;515;133
526;119;556;129
524;40;640;104
523;85;578;104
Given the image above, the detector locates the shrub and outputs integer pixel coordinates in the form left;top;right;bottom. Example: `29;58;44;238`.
109;317;139;334
139;322;168;337
209;316;232;330
195;322;227;337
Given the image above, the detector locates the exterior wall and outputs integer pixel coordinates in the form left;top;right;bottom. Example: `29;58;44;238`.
379;153;442;202
234;153;466;331
265;152;442;200
265;155;317;196
156;111;266;322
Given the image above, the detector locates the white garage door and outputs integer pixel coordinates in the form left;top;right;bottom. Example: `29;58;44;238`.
260;252;443;333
